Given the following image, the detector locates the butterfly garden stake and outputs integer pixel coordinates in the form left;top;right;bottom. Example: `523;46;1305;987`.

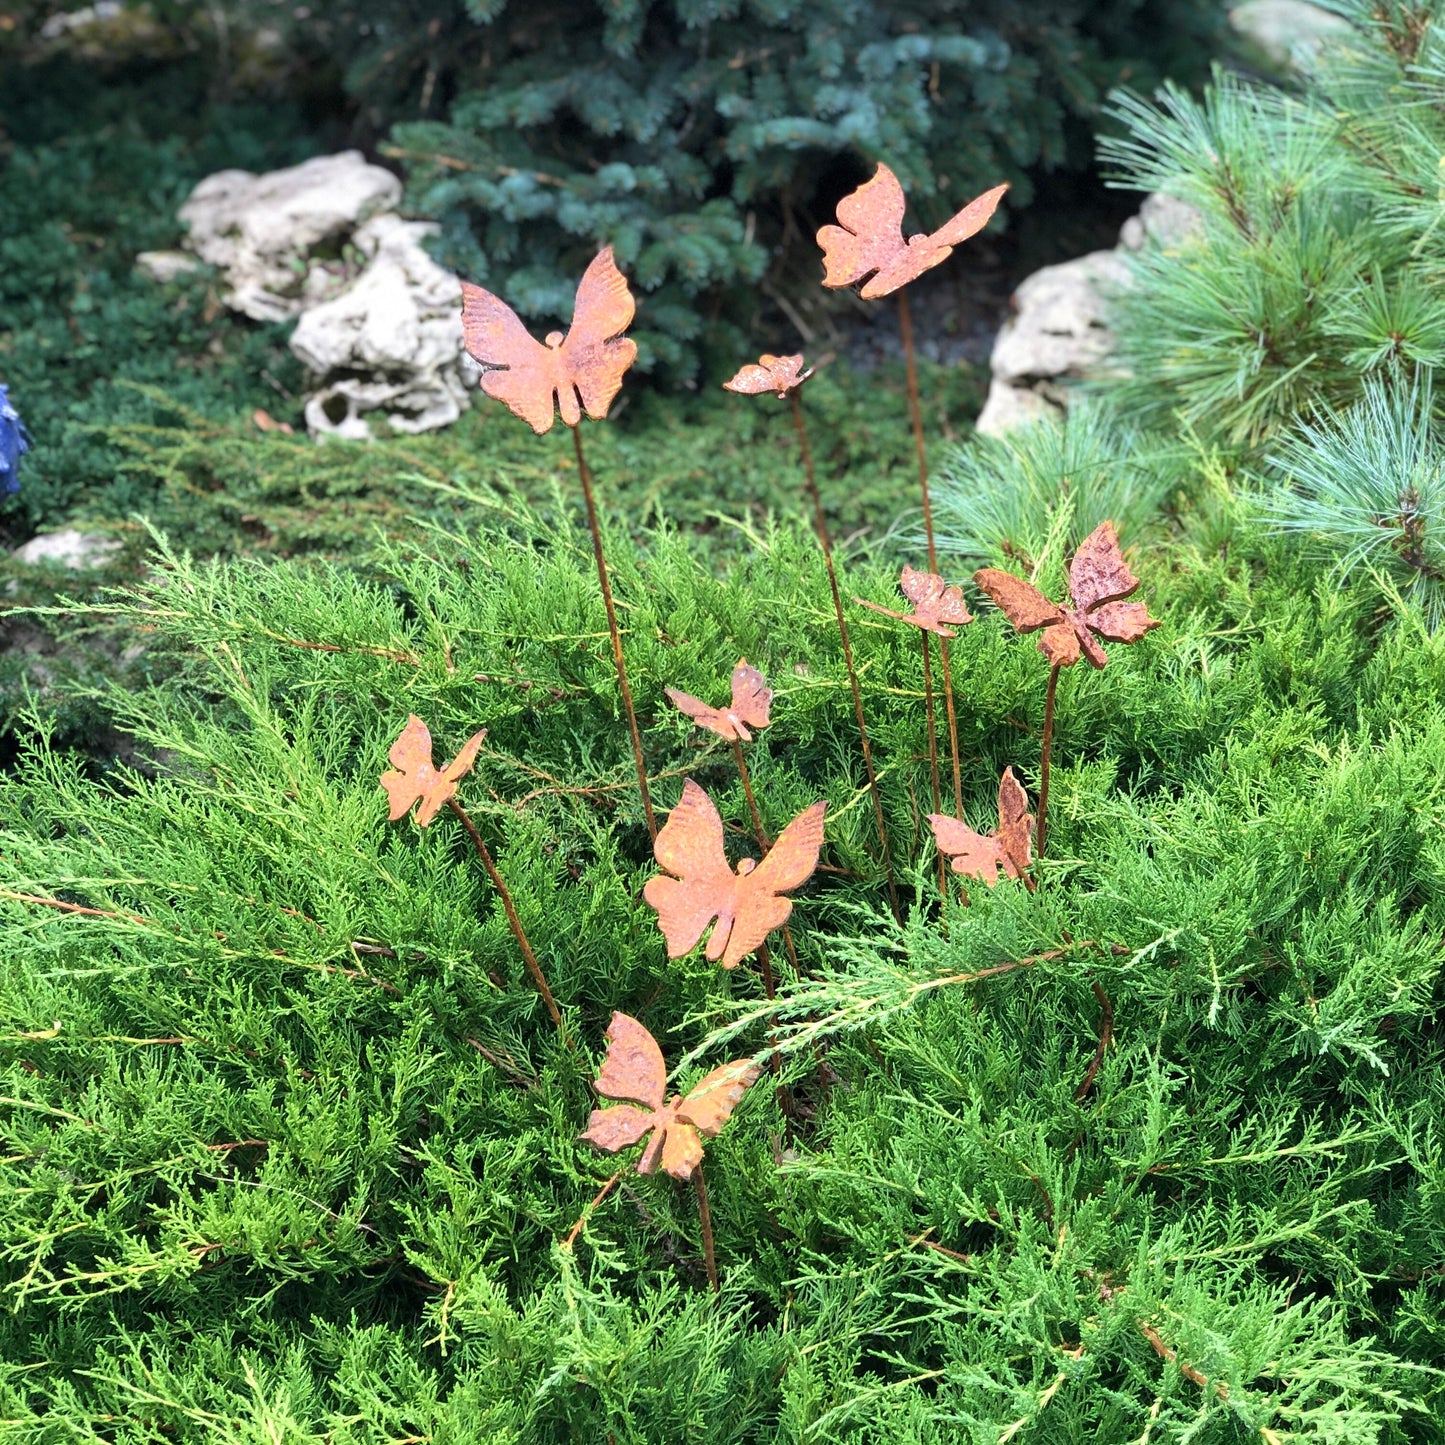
460;246;656;840
974;522;1160;858
723;355;900;922
581;1011;760;1291
819;164;1007;821
382;715;562;1028
644;778;824;972
664;660;799;989
855;564;973;890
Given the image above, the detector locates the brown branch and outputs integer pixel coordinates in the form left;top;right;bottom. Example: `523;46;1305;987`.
1075;981;1114;1103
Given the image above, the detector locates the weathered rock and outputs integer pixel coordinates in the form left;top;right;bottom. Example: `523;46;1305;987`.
12;528;122;569
1117;192;1204;253
985;249;1128;408
134;249;202;283
178;151;402;323
974;379;1064;436
1228;0;1353;70
289;215;474;439
976;191;1204;435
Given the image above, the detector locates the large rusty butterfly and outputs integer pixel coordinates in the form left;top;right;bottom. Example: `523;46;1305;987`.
380;715;486;827
460;246;637;435
973;522;1161;669
580;1012;760;1181
643;779;825;969
855;564;973;638
817;163;1008;299
929;767;1034;885
665;659;773;743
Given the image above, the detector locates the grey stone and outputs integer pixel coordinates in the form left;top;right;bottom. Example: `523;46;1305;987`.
178;151;402;323
12;528;122;569
1228;0;1354;70
134;249;202;283
1118;192;1204;253
289;214;472;439
989;250;1129;390
974;379;1064;437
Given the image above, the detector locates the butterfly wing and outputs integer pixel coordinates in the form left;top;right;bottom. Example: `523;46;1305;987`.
677;1058;761;1138
1038;618;1084;668
1068;522;1141;613
460;280;566;435
1087;601;1161;645
642;780;739;960
441;729;487;784
817;164;908;291
657;1118;705;1181
381;715;435;822
558;246;638;424
665;687;736;741
593;1011;667;1111
994;767;1034;880
580;1104;656;1154
973;568;1064;634
728;660;772;733
928;182;1010;249
928;812;1005;884
725;801;825;967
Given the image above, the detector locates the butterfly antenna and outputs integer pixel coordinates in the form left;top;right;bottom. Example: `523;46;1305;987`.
898;287;965;819
572;424;658;841
788;387;901;924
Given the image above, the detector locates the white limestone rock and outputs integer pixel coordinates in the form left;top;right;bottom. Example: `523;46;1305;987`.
12;528;122;569
178;151;402;323
289;214;472;439
1118;192;1204;253
974;379;1064;436
1228;0;1354;70
134;249;202;283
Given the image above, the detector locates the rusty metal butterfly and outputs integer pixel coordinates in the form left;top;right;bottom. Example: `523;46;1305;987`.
460;246;637;435
380;715;486;827
817;164;1008;299
973;522;1161;669
665;659;773;743
855;564;973;637
928;767;1034;885
723;354;814;398
580;1012;760;1181
643;779;825;969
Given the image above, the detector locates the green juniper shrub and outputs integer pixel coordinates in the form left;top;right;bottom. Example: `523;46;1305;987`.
3;495;1444;1439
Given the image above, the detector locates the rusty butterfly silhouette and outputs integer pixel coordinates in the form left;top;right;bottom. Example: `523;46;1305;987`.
723;353;813;398
974;522;1161;669
460;245;637;435
580;1012;760;1181
665;659;773;742
930;767;1034;885
644;779;824;969
381;715;486;827
856;564;973;637
818;163;1009;299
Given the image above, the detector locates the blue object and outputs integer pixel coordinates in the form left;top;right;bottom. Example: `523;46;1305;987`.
0;385;29;496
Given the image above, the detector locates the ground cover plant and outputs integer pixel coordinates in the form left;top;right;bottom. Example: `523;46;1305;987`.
9;5;1445;1442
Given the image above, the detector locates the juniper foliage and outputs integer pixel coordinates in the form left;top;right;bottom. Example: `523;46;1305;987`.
3;492;1444;1440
